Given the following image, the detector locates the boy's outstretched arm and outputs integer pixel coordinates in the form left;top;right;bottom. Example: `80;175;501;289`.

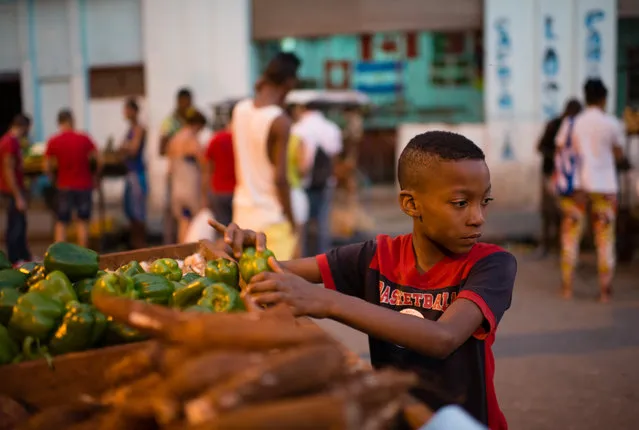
248;259;484;359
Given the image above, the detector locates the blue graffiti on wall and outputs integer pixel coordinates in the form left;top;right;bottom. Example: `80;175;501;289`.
495;18;513;111
494;18;514;160
541;15;560;119
585;9;604;78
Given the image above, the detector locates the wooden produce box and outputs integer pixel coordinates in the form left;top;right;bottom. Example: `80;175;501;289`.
0;242;212;412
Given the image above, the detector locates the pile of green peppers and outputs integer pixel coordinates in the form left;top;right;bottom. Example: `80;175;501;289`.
0;244;277;366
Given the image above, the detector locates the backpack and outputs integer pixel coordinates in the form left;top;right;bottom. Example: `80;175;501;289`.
307;146;333;191
554;119;578;196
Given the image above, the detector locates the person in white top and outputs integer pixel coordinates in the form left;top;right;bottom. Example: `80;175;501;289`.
291;101;343;256
230;52;300;261
555;79;626;302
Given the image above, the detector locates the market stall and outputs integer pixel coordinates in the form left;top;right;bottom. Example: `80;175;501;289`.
22;149;128;251
0;240;434;429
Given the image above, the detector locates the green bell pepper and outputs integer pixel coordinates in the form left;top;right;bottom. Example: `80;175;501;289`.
29;271;77;305
0;324;19;365
0;288;22;325
184;304;214;314
73;278;96;304
170;277;213;309
18;261;38;275
197;282;245;313
8;291;66;342
13;336;53;366
0;269;29;290
106;319;147;344
205;258;239;288
181;272;201;285
132;273;175;305
26;264;47;290
0;250;11;271
239;247;275;283
118;260;145;277
91;272;139;302
43;242;99;281
48;301;107;355
149;258;182;282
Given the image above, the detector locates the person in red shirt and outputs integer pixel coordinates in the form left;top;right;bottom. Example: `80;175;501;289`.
204;120;236;226
45;109;100;247
0;114;32;263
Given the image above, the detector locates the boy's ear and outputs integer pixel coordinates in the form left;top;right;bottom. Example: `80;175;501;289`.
399;190;420;218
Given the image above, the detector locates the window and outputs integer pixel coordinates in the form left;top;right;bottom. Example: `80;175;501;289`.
430;32;476;87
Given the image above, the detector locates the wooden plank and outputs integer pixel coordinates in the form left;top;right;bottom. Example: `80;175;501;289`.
0;342;151;412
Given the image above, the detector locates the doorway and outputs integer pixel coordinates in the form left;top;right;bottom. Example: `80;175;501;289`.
0;74;22;135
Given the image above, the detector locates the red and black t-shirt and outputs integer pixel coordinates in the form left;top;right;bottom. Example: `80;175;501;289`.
316;234;516;430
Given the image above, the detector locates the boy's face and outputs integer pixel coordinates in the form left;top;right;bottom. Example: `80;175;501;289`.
400;159;492;254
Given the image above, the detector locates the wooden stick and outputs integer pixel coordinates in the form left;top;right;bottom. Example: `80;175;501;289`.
184;344;348;424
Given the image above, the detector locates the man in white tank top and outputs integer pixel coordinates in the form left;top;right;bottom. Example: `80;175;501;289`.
230;52;301;260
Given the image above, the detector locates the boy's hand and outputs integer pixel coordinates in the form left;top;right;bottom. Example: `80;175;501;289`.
208;219;267;259
247;257;335;318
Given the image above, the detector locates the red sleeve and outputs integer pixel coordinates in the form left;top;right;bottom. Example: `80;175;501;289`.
45;137;57;157
457;251;517;339
315;240;377;298
206;135;219;161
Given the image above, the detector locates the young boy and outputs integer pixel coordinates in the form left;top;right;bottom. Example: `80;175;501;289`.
212;131;516;429
45;109;100;247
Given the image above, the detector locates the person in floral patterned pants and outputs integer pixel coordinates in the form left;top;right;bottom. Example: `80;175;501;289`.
555;79;626;302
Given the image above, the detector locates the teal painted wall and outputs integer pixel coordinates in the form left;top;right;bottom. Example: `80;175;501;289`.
617;18;639;115
253;31;484;129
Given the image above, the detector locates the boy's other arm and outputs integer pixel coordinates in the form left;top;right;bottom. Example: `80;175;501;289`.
250;251;516;360
329;292;485;359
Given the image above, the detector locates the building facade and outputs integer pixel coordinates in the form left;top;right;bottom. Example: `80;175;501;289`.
0;0;638;210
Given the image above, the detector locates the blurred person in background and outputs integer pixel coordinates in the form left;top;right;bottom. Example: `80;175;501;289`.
287;133;309;258
0;114;32;263
230;52;301;261
45;109;100;248
555;79;626;302
159;87;193;244
291;100;342;256
536;99;582;257
120;98;148;249
204;107;236;226
166;109;208;244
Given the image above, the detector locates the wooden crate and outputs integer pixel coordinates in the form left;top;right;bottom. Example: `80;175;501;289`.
0;242;208;411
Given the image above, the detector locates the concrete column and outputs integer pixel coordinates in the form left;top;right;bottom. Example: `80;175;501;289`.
142;0;251;209
17;0;89;141
67;0;90;132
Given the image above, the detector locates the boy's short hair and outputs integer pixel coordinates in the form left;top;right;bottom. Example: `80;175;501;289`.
584;79;607;105
398;131;485;190
11;114;31;128
57;109;74;125
263;52;301;85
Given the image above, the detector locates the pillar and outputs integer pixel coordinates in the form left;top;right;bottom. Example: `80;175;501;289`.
142;0;251;209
